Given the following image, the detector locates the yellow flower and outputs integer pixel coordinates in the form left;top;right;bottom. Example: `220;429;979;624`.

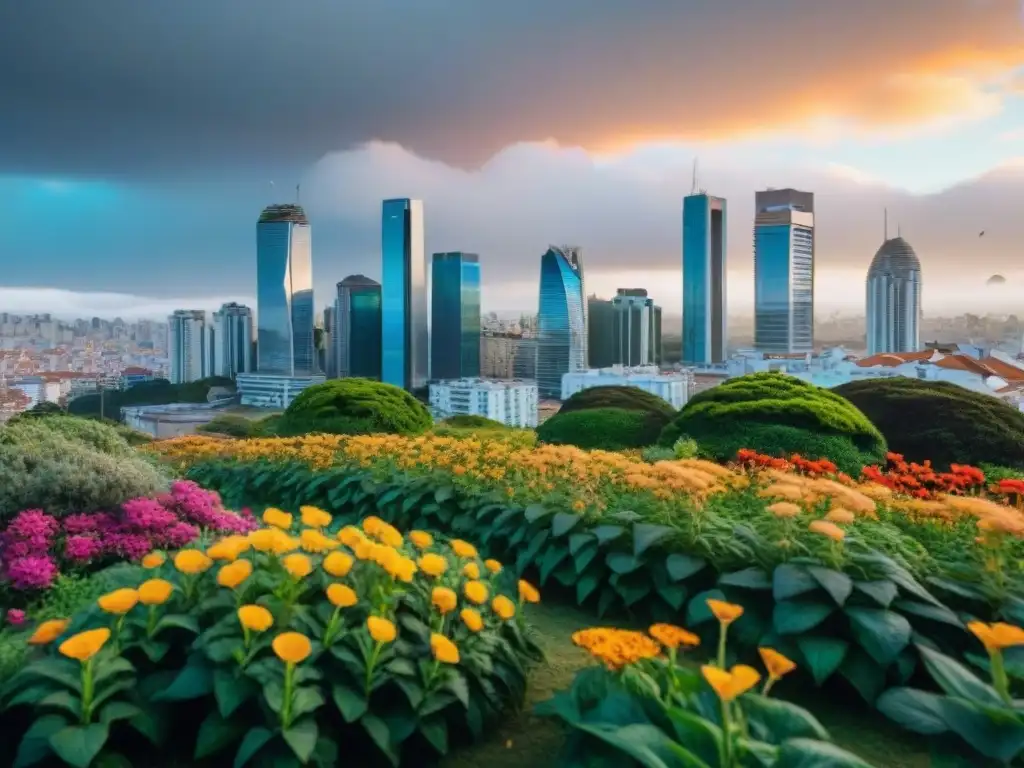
367;616;397;643
387;556;417;583
375;523;404;549
272;632;312;664
338;525;365;548
967;621;1024;652
282;553;313;579
238;604;274;632
484;559;502;574
430;633;460;664
327;583;358;608
206;539;241;562
323;551;354;578
707;599;744;626
809;519;846;541
701;664;761;701
409;530;434;550
492;595;516;620
59;628;111;662
354;540;375;560
248;528;279;552
518;580;540;604
300;528;339;554
649;624;700;649
300;505;332;529
217;559;253;590
463;562;480;580
141;552;166;569
759;647;797;679
263;507;293;530
362;516;385;536
418;553;448;577
174;549;213;575
270;532;300;556
451;539;478;559
98;588;140;615
571;628;662;670
432;587;458;614
461;608;483;632
28;618;69;645
464;580;489;605
138;579;174;606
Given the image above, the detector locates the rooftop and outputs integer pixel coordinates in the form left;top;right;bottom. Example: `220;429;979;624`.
258;204;308;224
867;236;921;280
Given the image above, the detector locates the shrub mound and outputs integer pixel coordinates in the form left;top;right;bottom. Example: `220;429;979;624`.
537;407;666;451
659;372;886;473
439;414;510;430
833;377;1024;470
198;413;259;438
275;378;433;437
559;385;676;418
0;415;134;457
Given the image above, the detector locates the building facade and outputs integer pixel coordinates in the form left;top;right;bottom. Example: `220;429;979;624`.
236;372;326;409
866;237;922;356
561;366;693;410
587;296;616;369
431;252;481;380
480;333;537;380
256;204;315;376
381;198;428;390
333;275;383;380
429;378;538;428
212;302;253;378
753;189;815;354
612;289;661;366
682;194;727;364
168;309;207;384
536;245;586;398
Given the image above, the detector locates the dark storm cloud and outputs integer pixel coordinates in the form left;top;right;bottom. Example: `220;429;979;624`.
1;0;1021;177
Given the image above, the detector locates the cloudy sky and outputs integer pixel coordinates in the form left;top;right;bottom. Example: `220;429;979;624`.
2;0;1024;319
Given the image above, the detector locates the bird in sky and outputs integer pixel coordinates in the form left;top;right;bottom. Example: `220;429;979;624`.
979;230;985;237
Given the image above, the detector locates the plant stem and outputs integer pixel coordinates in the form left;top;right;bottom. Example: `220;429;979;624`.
761;676;776;698
364;641;383;696
80;659;95;724
717;623;728;669
323;608;341;647
146;606;157;638
719;698;733;767
281;662;295;729
990;650;1011;704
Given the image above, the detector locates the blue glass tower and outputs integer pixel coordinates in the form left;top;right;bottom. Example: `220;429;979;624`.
536;246;586;399
431;252;481;380
256;204;315;375
381;198;428;390
753;189;815;354
682;194;727;364
333;275;383;379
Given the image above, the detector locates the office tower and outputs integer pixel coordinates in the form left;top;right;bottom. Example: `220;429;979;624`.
536;245;586;398
587;296;616;369
866;236;922;355
682;194;728;363
168;310;207;384
256;204;315;375
381;199;428;390
753;189;815;354
430;252;481;380
323;307;335;377
480;333;537;379
212;302;253;378
334;275;383;379
612;289;660;366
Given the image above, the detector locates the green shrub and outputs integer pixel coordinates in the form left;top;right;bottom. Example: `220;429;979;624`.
660;373;886;473
672;435;699;459
0;415;133;457
559;385;676;418
275;378;433;436
440;414;510;430
537;407;667;451
833;377;1024;470
197;413;258;438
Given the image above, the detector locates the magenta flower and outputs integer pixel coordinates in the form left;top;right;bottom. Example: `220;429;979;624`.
64;535;103;563
6;556;58;591
6;609;25;626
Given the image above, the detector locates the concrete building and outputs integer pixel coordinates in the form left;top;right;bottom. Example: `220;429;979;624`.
561;365;694;409
236;372;326;409
121;402;234;439
866;237;922;356
430;378;538;428
212;302;254;378
168;310;207;384
480;332;536;380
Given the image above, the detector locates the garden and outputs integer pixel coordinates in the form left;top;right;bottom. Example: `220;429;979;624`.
1;374;1023;767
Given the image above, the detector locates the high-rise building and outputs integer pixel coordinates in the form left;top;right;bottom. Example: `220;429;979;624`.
168;310;207;384
256;204;315;375
381;199;428;390
212;302;253;378
753;189;815;354
587;296;616;369
323;306;335;377
682;194;727;363
866;237;922;356
612;289;661;366
431;252;481;380
536;245;586;399
480;333;536;379
333;275;383;380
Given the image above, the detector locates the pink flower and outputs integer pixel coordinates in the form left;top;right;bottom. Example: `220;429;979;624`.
103;533;152;561
64;535;103;563
6;609;25;626
6;556;58;591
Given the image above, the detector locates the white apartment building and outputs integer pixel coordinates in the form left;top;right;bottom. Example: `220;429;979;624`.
430;378;539;428
561;366;693;409
212;303;254;378
168;310;208;384
236;373;326;409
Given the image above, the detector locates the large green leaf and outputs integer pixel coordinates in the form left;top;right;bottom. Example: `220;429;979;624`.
892;599;962;628
839;648;887;703
665;554;706;582
419;714;449;755
632;524;674;557
658;583;689;611
939;698;1024;762
852;580;898;608
577;570;603;604
773;601;834;635
48;723;110;768
524;503;551;522
876;688;949;735
806;566;853;606
917;645;1004;706
773;564;819;601
663;706;723;765
362;713;400;766
687;590;726;626
845;608;911;665
607;552;644;575
573;722;712;768
13;713;67;768
195;710;246;759
569;532;595;555
283;717;319;763
154;657;213;701
775;738;874;767
552;513;582;537
18;658;82;693
718;568;771;590
539;544;571;585
611;573;654;607
332;683;368;723
292;687;326;718
213;669;257;719
795;636;849;685
592;525;626;545
233;726;275;768
742;693;830;743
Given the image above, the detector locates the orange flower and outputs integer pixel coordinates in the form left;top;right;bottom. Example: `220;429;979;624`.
701;664;761;701
967;621;1024;652
759;647;796;680
707;599;743;626
767;502;801;519
824;507;855;525
518;580;540;604
649;623;699;650
808;519;846;541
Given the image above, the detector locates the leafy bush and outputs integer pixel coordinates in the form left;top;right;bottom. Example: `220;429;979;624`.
538;407;669;450
439;415;510;430
0;514;541;766
559;385;676;418
660;373;887;474
0;415;133;457
673;436;699;459
834;378;1024;470
198;414;259;438
275;379;432;437
9;402;66;420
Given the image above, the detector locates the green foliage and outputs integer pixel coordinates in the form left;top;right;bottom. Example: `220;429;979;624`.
834;378;1024;470
538;407;668;451
439;415;510;430
660;373;887;474
641;446;676;463
67;377;235;420
275;379;432;437
11;402;66;419
559;385;677;418
1;416;134;458
673;436;699;459
197;415;258;438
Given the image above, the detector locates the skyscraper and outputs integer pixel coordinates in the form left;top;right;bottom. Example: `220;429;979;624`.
587;295;616;369
866;236;922;355
334;275;383;379
753;189;815;354
168;309;207;384
682;194;727;364
536;245;586;398
431;252;481;380
612;289;661;366
381;199;428;390
256;204;315;375
212;302;253;378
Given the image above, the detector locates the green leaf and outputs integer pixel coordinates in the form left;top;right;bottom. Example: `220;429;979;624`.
551;512;581;537
92;657;134;687
38;690;82;719
592;525;625;545
524;503;550;522
773;564;819;601
742;693;830;743
233;726;275;768
282;717;319;763
568;532;594;555
938;697;1024;762
154;657;213;701
917;645;1004;706
776;738;874;767
14;713;67;768
419;715;449;755
539;544;570;585
48;723;110;768
154;613;200;636
97;701;141;725
892;599;963;628
292;687;326;718
195;710;246;759
434;485;455;503
577;571;602;604
214;668;257;719
361;714;400;766
611;573;653;607
795;636;849;685
606;551;643;575
687;589;727;626
807;566;853;606
839;648;887;703
852;580;898;608
845;608;911;665
657;583;688;611
632;523;674;556
718;567;771;590
663;707;723;765
876;688;949;735
773;601;834;635
128;704;169;746
20;658;83;693
332;683;368;723
666;554;705;582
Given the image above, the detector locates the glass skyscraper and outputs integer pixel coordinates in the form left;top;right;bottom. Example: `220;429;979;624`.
333;275;383;379
431;252;481;380
682;194;727;364
381;199;428;391
536;246;586;399
256;204;315;375
587;295;616;369
753;189;815;354
866;237;921;355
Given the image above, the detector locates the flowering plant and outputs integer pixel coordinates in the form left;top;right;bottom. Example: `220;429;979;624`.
861;453;986;499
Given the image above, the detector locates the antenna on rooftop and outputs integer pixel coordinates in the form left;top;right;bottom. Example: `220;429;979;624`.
690;158;698;195
296;184;301;204
897;222;901;238
884;208;888;241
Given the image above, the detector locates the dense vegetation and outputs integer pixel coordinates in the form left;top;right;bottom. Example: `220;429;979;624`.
558;385;676;418
438;414;510;430
660;372;887;473
274;378;433;437
834;377;1024;470
537;406;667;450
67;376;235;419
197;413;261;438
